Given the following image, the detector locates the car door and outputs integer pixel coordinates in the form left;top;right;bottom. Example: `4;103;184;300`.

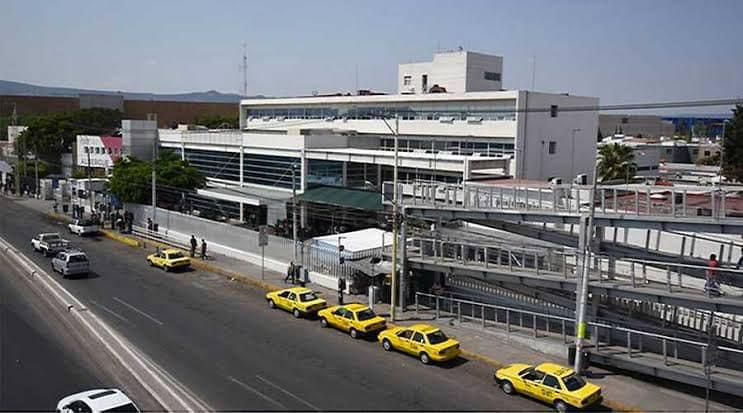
275;291;291;310
539;374;562;404
341;308;356;331
410;331;426;355
395;329;415;354
331;307;347;330
52;252;64;271
519;368;545;398
285;292;298;311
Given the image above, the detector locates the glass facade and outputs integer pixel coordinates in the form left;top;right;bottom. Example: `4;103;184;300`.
184;149;241;181
379;138;514;157
184;148;299;189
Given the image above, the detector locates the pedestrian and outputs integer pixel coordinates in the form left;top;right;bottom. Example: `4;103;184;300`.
190;235;197;258
293;264;301;285
285;262;295;283
53;201;58;214
338;276;346;305
706;253;721;295
200;239;207;260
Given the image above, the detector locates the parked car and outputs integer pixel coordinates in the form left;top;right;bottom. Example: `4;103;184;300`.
57;388;139;413
146;248;191;271
31;232;68;257
266;287;327;318
68;219;100;236
318;303;386;338
494;362;602;412
51;249;90;278
378;324;460;364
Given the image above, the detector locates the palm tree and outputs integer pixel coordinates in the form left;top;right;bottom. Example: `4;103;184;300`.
597;143;637;183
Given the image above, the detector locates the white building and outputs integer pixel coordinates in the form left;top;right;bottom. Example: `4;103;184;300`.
398;50;503;94
76;135;123;174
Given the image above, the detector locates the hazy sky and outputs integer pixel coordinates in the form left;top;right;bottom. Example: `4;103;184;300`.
1;0;742;107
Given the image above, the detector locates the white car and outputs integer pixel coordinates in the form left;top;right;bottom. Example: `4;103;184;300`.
31;232;69;257
56;388;139;413
68;219;100;236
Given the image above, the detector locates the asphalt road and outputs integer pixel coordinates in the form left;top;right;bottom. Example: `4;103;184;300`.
0;252;102;410
0;197;549;411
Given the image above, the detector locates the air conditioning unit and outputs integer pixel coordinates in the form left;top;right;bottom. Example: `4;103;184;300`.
574;174;588;185
466;116;483;123
276;116;286;121
439;116;455;123
261;116;271;121
549;177;563;185
324;116;336;122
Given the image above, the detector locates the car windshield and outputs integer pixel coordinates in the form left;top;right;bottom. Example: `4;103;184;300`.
356;309;377;321
69;255;88;263
562;373;587;391
44;234;60;241
299;292;318;302
168;252;184;259
426;330;448;344
79;220;94;226
102;403;139;412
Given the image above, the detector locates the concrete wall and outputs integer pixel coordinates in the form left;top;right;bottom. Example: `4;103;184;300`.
600;114;675;138
517;91;599;182
123;100;237;128
398;62;431;94
465;51;503;93
122;120;157;160
79;94;124;111
398;51;503;94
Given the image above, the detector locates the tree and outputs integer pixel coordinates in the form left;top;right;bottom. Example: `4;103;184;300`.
107;151;206;204
194;114;239;129
722;105;743;182
597;143;637;183
697;153;720;166
15;108;121;163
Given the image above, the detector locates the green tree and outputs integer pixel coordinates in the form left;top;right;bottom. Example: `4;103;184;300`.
722;105;743;182
696;153;720;166
108;151;206;204
194;114;239;129
15;108;121;163
597;143;637;183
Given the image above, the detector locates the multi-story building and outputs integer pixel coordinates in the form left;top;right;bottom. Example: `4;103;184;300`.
154;51;599;232
75;135;122;174
398;50;503;94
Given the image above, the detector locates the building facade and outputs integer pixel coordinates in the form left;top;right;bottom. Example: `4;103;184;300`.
599;114;675;139
76;135;123;174
398;50;504;94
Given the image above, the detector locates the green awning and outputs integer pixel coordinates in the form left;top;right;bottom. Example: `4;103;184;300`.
299;186;383;211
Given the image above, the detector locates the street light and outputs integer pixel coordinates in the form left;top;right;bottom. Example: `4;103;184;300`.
571;128;582;183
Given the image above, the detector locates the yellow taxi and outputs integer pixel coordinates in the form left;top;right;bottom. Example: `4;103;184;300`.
317;303;386;339
494;362;602;412
146;249;191;271
378;324;460;364
266;287;327;318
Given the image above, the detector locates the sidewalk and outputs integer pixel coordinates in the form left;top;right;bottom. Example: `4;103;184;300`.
10;195;741;412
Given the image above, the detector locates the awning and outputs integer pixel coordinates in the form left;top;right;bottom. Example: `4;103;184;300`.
299;186;383;211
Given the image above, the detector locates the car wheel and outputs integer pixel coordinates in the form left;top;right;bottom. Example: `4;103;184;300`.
51;262;56;273
554;400;568;413
419;352;431;365
350;328;359;339
292;308;301;318
163;265;170;272
147;259;153;266
501;380;515;395
62;269;68;279
382;339;392;351
268;299;276;309
320;317;328;328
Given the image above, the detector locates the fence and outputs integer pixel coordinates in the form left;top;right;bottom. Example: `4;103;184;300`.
414;292;743;372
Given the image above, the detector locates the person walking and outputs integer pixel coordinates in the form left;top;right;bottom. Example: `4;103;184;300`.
200;239;207;260
337;276;346;305
285;262;295;284
190;235;197;258
706;253;721;296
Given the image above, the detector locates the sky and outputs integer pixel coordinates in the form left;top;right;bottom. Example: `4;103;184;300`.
1;0;742;110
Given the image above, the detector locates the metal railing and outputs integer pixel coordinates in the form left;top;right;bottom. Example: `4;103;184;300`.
385;181;743;220
414;292;743;372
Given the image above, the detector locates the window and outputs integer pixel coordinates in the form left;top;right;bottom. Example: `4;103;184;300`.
66;400;92;413
299;292;318;302
484;71;501;82
422;74;428;93
563;373;587;391
278;291;290;298
520;367;545;382
397;329;413;339
542;375;561;389
426;330;449;344
412;332;425;344
704;151;711;157
168;252;184;259
356;308;376;321
621;117;629;124
102;403;139;413
548;141;557;154
84;146;89;153
287;292;297;301
550;105;558;118
342;310;354;320
403;75;412;86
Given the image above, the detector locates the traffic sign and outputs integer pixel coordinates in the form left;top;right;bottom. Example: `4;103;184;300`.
258;225;269;247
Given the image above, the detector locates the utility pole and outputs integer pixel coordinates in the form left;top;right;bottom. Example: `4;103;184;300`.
87;150;93;216
292;163;298;262
34;143;39;199
12;103;21;196
390;114;400;321
151;114;158;224
241;43;248;97
574;154;600;374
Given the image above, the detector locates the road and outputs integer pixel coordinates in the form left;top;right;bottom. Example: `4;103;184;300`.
0;252;103;410
0;196;549;411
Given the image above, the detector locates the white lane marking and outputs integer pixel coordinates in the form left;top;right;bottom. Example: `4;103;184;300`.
255;374;321;412
136;346;213;412
113;297;165;326
228;376;288;410
90;300;132;325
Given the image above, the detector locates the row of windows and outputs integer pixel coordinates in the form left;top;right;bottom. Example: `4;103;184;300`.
246;104;517;122
82;146;121;155
185;149;301;189
379;139;515;157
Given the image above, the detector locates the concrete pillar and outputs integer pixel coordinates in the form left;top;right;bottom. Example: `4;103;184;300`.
239;144;244;188
239;202;244;223
400;215;408;312
342;161;348;186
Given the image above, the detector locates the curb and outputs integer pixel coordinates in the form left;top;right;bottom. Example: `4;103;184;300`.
102;229;643;413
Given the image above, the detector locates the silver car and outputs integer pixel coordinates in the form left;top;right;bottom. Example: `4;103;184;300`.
51;249;90;278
